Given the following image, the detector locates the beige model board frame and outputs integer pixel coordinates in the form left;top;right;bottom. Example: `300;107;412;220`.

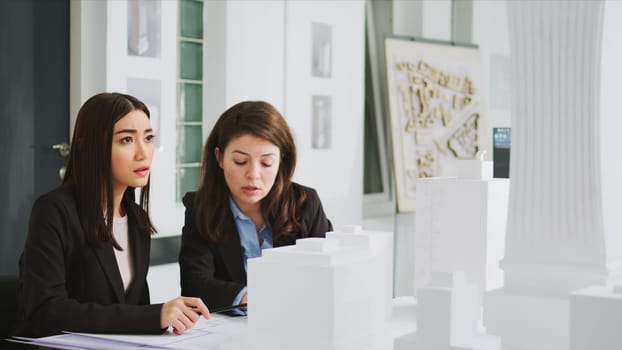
385;36;488;212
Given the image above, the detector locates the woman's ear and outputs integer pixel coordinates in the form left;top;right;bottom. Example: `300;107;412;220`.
214;147;223;168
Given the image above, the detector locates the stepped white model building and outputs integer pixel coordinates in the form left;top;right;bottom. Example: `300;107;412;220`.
395;271;499;350
414;152;509;295
247;230;387;350
326;225;394;321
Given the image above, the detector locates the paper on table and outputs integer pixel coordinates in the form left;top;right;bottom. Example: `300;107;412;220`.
7;336;85;350
9;314;248;350
71;314;247;349
10;333;166;350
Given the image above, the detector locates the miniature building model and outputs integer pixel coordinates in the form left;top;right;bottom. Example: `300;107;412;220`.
247;236;384;350
326;225;394;321
414;152;509;294
569;285;622;350
395;272;499;350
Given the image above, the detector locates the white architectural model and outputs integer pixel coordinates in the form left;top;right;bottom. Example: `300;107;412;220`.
395;272;499;350
246;232;386;350
456;151;493;180
327;225;394;321
414;153;509;295
484;2;622;350
569;284;622;350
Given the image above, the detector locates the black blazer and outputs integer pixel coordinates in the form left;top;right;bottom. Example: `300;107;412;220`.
179;184;332;309
14;184;162;338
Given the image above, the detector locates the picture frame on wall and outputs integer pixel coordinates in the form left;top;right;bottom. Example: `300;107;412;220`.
311;22;332;78
127;0;161;58
311;95;332;149
384;35;488;212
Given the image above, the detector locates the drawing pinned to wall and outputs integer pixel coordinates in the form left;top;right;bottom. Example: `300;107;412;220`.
311;22;332;78
311;95;332;150
127;0;161;58
385;36;487;212
127;78;161;149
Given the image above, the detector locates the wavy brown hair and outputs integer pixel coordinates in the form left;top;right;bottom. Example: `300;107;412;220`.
194;101;307;243
63;92;156;250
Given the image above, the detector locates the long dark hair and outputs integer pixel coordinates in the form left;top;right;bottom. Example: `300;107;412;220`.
195;101;306;243
63;92;156;249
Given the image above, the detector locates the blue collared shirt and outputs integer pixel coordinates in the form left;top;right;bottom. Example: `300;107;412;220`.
229;198;273;313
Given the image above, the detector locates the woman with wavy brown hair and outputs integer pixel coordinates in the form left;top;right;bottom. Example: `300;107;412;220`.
179;100;332;313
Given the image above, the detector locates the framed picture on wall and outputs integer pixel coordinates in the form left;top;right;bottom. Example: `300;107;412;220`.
311;95;332;149
385;36;488;212
127;0;161;58
311;22;332;78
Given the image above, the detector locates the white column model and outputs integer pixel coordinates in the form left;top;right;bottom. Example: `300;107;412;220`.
484;1;622;350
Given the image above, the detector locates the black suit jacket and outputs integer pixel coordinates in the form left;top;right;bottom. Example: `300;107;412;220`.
14;184;162;337
179;184;332;309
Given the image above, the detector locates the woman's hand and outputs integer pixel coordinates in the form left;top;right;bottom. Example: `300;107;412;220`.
240;292;248;311
160;296;210;334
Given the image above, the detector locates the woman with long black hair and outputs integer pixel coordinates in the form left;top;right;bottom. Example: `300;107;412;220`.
15;92;209;337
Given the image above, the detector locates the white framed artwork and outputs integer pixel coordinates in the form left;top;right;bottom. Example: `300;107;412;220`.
311;22;332;78
311;95;332;149
127;0;161;58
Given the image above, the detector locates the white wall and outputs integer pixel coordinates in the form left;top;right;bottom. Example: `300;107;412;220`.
473;0;511;131
285;1;365;228
392;0;423;37
393;0;452;40
422;0;452;40
224;1;286;111
69;0;107;137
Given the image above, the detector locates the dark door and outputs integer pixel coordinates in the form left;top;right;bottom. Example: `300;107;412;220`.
0;0;70;275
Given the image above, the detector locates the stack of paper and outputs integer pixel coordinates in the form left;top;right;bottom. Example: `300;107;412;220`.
7;314;248;350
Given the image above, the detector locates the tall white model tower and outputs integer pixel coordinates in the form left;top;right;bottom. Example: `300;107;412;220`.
484;1;622;349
